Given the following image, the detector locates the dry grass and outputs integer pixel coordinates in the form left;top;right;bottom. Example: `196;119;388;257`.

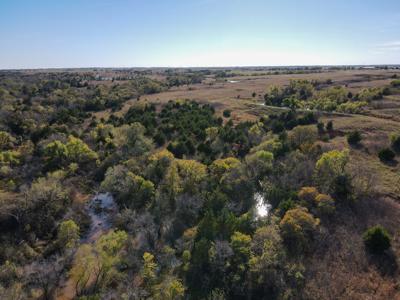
92;69;400;122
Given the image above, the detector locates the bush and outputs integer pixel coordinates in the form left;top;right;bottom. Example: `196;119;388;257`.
298;187;318;205
378;148;395;162
363;225;391;254
326;121;333;132
390;79;400;87
390;134;400;153
223;110;231;118
347;131;362;145
315;193;335;216
280;207;319;253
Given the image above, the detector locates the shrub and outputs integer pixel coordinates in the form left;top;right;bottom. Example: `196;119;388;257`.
326;121;333;132
314;149;349;193
223;110;231;118
390;134;400;153
288;125;318;148
363;225;391;254
347;131;362;145
280;207;319;253
390;79;400;87
298;187;318;205
378;148;395;162
315;193;335;216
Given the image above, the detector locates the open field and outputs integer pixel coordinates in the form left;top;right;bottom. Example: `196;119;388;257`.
93;69;400;122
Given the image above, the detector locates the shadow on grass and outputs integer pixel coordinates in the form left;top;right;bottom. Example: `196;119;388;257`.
379;159;398;167
367;249;398;277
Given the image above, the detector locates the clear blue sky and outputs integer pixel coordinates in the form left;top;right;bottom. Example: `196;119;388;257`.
1;0;399;69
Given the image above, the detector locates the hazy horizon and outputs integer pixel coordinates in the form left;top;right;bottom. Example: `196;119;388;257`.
1;0;399;69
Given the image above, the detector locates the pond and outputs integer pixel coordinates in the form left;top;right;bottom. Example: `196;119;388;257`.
254;193;271;218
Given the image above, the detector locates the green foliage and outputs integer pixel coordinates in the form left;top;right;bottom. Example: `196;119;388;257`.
23;172;70;238
0;131;15;150
315;193;335;216
141;252;158;285
378;148;395;162
69;230;128;295
43;136;98;171
390;134;400;153
57;219;80;250
314;149;349;193
288;125;318;148
101;165;155;209
113;123;153;157
390;79;400;87
223;110;231;118
363;225;391;254
347;130;362;145
245;150;274;180
280;207;319;253
357;87;384;102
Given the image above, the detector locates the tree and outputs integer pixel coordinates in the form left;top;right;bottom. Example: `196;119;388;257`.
314;149;349;193
223;110;231;118
280;207;319;253
250;223;286;298
65;135;98;166
42;140;68;170
113;122;153;157
23;172;70;238
378;148;395;162
298;187;318;207
174;159;207;194
390;134;400;153
57;220;80;250
153;277;185;300
347;131;362;146
69;230;128;295
43;136;98;171
363;225;391;254
141;252;157;287
245;150;274;180
288;125;318;149
210;157;241;180
228;231;252;297
101;165;155;209
0;131;14;150
315;193;335;216
326;120;333;132
146;149;175;184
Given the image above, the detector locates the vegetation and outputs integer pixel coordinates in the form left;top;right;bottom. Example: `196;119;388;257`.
378;148;395;162
363;225;391;254
0;68;399;299
347;130;362;146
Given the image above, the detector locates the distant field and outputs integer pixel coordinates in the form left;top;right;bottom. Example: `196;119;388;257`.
96;69;400;122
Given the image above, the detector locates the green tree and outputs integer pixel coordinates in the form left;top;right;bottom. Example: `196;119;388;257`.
347;131;362;146
57;220;80;250
142;252;157;287
69;230;128;295
378;148;395;162
280;207;319;254
314;149;349;193
363;225;391;254
113;122;153;157
23;172;70;238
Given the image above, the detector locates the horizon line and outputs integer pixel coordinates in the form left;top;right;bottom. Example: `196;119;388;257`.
1;64;400;72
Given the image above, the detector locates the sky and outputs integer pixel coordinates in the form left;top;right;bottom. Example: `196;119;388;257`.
0;0;399;69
